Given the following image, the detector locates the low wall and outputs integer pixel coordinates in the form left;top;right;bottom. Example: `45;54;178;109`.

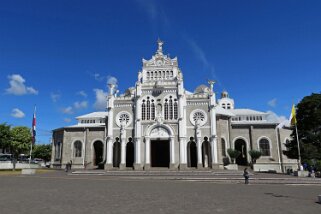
0;162;40;169
253;163;282;173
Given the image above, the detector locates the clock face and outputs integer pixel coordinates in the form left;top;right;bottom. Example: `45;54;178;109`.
157;60;163;66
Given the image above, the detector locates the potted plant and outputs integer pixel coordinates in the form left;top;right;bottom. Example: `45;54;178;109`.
227;148;241;164
248;150;262;169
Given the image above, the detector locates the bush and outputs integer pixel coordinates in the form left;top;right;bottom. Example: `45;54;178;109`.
222;157;230;166
227;148;241;164
248;150;262;164
315;160;321;172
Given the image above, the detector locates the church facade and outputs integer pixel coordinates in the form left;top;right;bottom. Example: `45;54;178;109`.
51;40;297;172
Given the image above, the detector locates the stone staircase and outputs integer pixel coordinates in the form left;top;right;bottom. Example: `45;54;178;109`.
69;169;321;184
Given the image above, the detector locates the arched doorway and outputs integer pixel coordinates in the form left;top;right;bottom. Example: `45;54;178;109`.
113;137;121;167
187;137;197;168
234;139;248;165
93;141;104;169
148;126;171;168
202;137;212;168
126;137;134;168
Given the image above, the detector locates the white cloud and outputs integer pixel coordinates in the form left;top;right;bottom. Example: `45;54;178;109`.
268;98;277;107
51;92;61;102
64;118;72;123
61;106;74;114
77;90;87;98
93;89;107;110
93;73;105;81
185;38;209;68
107;75;118;87
5;74;38;95
136;0;170;28
184;37;218;83
74;101;88;109
266;111;288;123
11;108;25;118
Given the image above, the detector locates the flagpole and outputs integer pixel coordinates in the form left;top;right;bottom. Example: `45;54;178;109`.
29;142;33;166
29;105;36;167
295;124;302;170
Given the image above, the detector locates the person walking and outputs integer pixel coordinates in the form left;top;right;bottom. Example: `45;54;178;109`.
243;168;249;184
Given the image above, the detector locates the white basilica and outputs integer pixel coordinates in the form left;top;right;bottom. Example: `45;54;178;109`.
51;40;297;172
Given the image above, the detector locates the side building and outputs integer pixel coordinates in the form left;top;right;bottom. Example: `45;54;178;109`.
51;40;297;172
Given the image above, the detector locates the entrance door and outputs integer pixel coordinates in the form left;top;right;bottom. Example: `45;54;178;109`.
151;140;169;167
93;141;104;169
235;139;247;165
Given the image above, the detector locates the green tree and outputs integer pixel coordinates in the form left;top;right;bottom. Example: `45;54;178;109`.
248;150;262;164
10;126;32;158
284;93;321;162
33;144;52;162
0;123;11;152
227;148;241;164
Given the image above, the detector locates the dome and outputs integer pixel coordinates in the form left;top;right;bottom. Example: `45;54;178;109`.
194;85;210;94
123;87;135;97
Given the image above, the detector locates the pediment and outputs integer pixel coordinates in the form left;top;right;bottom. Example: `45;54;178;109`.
143;55;177;68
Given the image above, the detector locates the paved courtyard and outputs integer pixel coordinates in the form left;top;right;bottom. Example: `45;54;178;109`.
0;171;320;214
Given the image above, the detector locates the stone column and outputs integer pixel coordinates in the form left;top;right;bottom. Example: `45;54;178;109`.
134;137;142;170
211;135;218;168
179;137;187;170
106;138;113;170
170;137;175;168
120;140;126;170
196;137;202;168
144;137;150;169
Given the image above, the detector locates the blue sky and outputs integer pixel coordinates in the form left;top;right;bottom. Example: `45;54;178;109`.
1;0;320;144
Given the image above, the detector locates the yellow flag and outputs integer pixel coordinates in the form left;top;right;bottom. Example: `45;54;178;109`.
289;104;297;126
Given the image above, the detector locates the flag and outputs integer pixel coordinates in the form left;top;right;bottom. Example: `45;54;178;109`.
289;104;297;126
32;106;36;144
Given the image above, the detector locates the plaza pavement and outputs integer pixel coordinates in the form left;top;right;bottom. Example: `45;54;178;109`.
0;170;320;214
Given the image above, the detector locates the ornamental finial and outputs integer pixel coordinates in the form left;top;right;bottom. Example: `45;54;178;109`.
157;38;164;54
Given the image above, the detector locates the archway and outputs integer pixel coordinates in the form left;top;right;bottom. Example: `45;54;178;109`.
187;137;197;168
113;138;121;167
202;137;212;168
234;139;248;165
126;138;134;168
93;141;104;169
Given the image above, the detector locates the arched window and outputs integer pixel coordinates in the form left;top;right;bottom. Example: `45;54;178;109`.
164;99;168;120
147;72;150;80
142;100;146;120
227;103;231;109
151;101;155;120
74;141;82;157
174;101;178;119
259;138;270;156
169;97;173;119
146;98;150;120
222;103;226;109
221;138;226;157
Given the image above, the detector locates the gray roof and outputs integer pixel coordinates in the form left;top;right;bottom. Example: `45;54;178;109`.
229;109;267;115
76;112;108;119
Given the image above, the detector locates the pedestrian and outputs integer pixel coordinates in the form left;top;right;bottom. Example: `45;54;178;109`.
70;160;72;170
65;161;70;172
243;168;249;184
